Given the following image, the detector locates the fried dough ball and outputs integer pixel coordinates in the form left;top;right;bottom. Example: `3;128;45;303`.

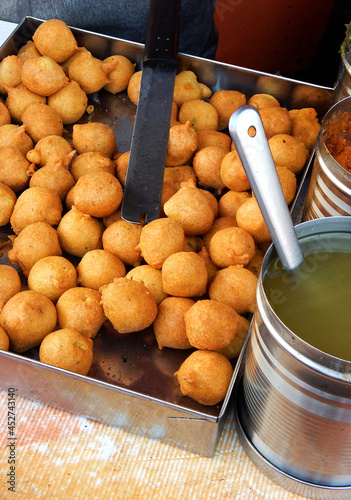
200;188;219;218
126;265;168;305
76;249;126;290
192;146;226;192
0;55;23;94
199;82;212;99
203;216;238;251
178;99;218;131
259;106;292;139
276;166;297;204
209;90;246;130
209;226;256;268
21;56;69;96
166;121;198;166
185;299;240;350
28;256;77;302
5;84;46;123
114;150;129;185
220;149;251;192
0;326;9;351
0;102;11;126
236;196;271;244
70;152;115;181
163;165;196;191
56;287;105;339
26;135;74;168
7;222;62;277
247;93;280;110
0;265;21;313
103;209;122;228
103;55;136;94
61;47;90;73
173;70;202;107
48;80;88;124
0;182;16;226
22;102;64;143
170;100;179;127
162;251;207;297
290;84;331;116
102;220;142;267
57;206;103;257
216;315;250;359
0;124;34;155
183;235;204;253
100;277;158;333
198;246;219;285
196;129;231;153
160;182;177;216
68;51;110;94
0;147;35;192
17;40;41;61
163;180;214;236
218;190;251;218
153;296;194;350
10;186;62;235
255;75;292;103
175;350;233;405
268;133;309;174
138;218;185;269
209;265;258;314
127;70;142;105
73;171;123;218
29;164;75;201
72;122;116;157
246;247;264;277
289;108;321;151
33;19;79;63
39;328;93;376
0;290;57;353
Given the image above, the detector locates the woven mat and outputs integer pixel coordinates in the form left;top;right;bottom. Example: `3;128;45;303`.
0;391;311;500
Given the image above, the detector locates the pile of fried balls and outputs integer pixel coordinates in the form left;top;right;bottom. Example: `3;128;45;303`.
0;19;323;406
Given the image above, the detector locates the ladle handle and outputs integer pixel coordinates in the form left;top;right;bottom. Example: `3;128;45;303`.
229;105;303;270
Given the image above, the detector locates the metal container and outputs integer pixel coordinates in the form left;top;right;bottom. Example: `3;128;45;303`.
333;23;351;103
234;216;351;499
0;17;333;458
304;96;351;220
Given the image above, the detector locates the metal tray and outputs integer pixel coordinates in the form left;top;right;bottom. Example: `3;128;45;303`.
0;17;333;457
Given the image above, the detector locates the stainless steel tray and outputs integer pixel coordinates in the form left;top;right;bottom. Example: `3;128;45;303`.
0;17;333;457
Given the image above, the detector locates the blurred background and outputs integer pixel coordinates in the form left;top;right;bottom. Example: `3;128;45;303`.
214;0;349;88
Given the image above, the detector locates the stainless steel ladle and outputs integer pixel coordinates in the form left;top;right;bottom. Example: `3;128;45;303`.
229;105;304;270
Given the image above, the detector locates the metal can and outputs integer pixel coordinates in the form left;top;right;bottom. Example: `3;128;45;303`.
303;96;351;221
234;216;351;499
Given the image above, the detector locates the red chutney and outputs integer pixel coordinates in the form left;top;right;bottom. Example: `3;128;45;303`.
324;110;351;173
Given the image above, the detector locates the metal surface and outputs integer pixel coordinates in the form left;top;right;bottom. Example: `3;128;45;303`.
229;106;304;270
0;17;334;457
121;0;180;224
304;96;351;221
235;216;351;492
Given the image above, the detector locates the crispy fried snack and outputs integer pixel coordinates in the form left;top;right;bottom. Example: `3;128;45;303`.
175;350;234;405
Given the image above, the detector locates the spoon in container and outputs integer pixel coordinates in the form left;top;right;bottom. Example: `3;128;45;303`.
229;105;304;270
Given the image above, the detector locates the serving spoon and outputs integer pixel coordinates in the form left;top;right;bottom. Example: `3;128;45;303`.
229;105;304;270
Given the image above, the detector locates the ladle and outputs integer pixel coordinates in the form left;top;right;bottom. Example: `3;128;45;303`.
229;105;304;270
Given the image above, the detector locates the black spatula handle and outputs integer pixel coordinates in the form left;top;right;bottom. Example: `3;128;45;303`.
144;0;181;66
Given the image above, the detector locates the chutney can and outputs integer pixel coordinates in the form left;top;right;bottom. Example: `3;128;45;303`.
304;96;351;220
234;216;351;499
